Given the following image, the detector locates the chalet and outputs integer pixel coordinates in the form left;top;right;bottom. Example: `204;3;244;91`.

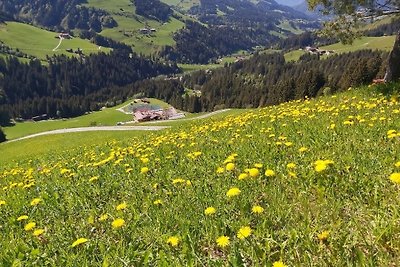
58;33;72;39
133;107;185;122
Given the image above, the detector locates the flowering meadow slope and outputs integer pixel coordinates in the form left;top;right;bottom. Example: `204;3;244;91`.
1;86;399;266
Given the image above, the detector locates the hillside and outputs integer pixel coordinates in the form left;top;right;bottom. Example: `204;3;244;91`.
0;21;111;61
0;84;399;265
0;0;318;63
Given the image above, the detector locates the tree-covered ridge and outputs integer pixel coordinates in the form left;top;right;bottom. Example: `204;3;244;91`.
0;52;180;122
133;0;173;22
160;20;280;64
0;0;117;32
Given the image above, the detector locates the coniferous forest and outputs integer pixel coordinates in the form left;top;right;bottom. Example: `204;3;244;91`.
0;51;179;125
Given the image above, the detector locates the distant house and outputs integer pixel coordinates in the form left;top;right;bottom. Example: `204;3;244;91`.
58;33;72;39
32;114;48;122
133;107;185;122
305;46;335;56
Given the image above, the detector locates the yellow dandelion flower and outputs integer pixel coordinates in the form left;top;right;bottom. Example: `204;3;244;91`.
238;173;248;180
24;222;36;231
216;167;225;174
204;207;216;215
0;200;5;206
186;180;192;186
226;163;235;171
286;163;296;169
317;230;330;242
252;205;264;214
237;226;252;239
254;163;263;168
89;176;99;182
273;261;287;267
140;167;149;174
216;236;230;248
298;146;308;152
116;202;127;211
172;178;186;184
33;229;45;236
112;218;125;228
166;236;179;247
153;199;163;205
248;168;260;177
265;169;275;177
395;161;400;168
71;238;88;247
17;215;29;221
315;163;327;172
99;214;109;221
390;173;400;184
30;198;41;206
226;187;241;198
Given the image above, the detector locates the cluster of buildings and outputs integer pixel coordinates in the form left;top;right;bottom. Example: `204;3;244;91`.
133;106;185;122
304;46;335;56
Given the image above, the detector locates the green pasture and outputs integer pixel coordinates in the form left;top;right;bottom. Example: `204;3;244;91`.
0;22;110;61
284;35;396;62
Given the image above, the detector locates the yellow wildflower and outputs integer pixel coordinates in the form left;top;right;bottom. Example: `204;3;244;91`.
140;167;149;174
0;200;5;206
286;163;296;169
395;161;400;168
248;168;260;177
166;236;179;247
33;229;45;236
89;176;99;182
99;214;109;221
24;222;36;231
71;238;88;247
390;173;400;184
237;226;252;239
30;198;41;206
17;215;29;221
204;207;216;215
226;163;235;171
254;163;263;168
112;218;125;228
273;261;287;267
252;205;264;214
216;167;225;174
153;199;163;205
216;236;230;248
116;202;127;211
298;146;308;152
226;187;241;198
318;230;330;242
238;173;248;180
265;169;275;177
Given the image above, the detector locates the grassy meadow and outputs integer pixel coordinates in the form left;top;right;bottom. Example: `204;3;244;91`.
284;35;396;62
0;84;399;266
0;22;110;61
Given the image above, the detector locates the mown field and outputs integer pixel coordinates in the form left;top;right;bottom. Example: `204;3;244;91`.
0;84;399;266
284;35;396;62
0;21;110;61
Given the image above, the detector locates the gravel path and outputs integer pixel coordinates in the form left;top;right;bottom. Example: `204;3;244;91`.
7;126;170;143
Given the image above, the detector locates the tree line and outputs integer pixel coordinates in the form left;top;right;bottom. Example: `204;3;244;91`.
0;51;180;124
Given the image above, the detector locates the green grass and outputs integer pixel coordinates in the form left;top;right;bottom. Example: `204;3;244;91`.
85;0;185;55
0;131;146;165
3;98;175;140
284;35;396;62
0;85;399;265
0;22;110;61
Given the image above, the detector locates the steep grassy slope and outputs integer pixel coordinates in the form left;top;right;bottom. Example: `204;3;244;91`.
84;0;185;55
0;85;399;265
0;21;111;60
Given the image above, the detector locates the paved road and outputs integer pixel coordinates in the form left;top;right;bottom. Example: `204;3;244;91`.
6;109;232;143
7;126;170;143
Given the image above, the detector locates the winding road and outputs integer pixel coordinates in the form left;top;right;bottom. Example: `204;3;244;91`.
6;109;232;143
